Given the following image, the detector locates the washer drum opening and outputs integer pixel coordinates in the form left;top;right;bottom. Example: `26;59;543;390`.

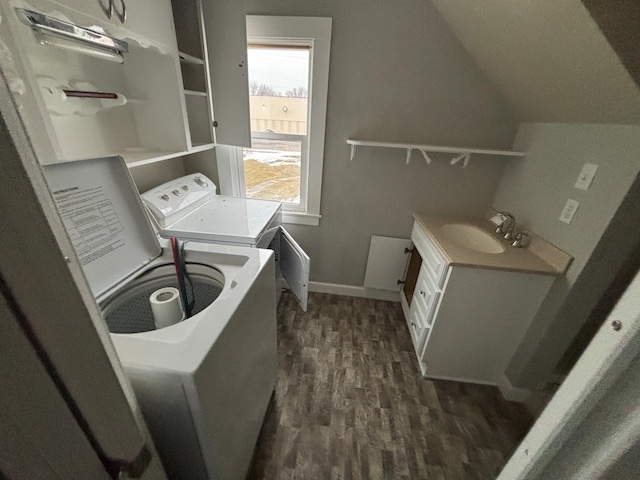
101;263;224;334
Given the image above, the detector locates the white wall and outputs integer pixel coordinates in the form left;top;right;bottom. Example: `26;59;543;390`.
244;0;518;286
492;123;640;389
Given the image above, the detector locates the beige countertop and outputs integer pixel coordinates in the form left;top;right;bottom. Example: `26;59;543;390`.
413;213;572;276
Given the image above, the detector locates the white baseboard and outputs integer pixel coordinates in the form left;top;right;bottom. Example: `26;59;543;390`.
424;373;497;387
308;281;401;302
498;373;532;402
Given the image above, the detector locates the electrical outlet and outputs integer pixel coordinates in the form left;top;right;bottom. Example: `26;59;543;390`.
574;163;598;191
559;199;580;224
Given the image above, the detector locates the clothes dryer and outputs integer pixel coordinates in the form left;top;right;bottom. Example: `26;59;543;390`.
142;173;310;310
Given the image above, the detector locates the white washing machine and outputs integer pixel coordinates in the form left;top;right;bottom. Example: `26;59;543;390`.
141;173;310;310
43;157;278;480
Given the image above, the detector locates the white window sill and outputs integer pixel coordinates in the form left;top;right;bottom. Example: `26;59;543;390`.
282;211;321;226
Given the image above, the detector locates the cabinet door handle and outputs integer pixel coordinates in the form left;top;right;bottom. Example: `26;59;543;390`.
419;290;426;296
411;321;416;327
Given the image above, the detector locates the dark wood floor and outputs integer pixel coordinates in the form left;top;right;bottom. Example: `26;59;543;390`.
248;292;532;480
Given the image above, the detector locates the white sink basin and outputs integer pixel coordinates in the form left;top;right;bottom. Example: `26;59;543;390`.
440;223;505;254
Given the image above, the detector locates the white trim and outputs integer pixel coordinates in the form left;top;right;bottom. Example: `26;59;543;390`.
498;373;532;402
424;374;497;387
283;211;321;226
309;282;401;302
215;145;245;197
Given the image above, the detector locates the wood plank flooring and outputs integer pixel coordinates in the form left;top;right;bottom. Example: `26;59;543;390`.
248;292;532;479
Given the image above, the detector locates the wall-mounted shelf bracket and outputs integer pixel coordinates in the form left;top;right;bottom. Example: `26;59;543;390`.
419;149;432;165
347;139;526;167
405;148;413;165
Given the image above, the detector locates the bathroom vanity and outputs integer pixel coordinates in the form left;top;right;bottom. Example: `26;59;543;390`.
401;214;569;386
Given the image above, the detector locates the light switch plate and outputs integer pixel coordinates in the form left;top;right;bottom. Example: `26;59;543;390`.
559;199;580;224
574;163;598;190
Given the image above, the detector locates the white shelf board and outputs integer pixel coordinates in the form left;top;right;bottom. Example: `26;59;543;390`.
121;149;187;168
122;144;214;168
346;139;526;157
183;89;208;97
179;52;204;65
189;143;215;153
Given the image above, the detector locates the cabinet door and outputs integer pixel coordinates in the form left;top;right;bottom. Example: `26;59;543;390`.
414;265;441;328
278;227;310;311
201;0;251;147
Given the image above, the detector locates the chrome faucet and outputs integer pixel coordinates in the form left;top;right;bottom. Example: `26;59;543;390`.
495;212;516;240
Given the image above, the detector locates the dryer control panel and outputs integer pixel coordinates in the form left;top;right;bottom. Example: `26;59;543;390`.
141;173;217;228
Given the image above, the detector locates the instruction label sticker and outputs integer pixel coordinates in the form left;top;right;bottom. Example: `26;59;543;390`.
52;185;125;266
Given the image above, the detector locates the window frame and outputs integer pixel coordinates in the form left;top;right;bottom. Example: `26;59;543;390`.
218;16;331;226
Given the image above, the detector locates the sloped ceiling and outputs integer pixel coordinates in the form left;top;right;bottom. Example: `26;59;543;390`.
430;0;640;125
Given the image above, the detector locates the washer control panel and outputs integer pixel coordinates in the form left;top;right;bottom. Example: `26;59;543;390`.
141;173;217;228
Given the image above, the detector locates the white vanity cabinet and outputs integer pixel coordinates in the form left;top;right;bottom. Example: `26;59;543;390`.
401;222;447;356
401;219;556;385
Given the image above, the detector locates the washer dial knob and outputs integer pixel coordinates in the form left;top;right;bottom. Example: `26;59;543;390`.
194;176;208;188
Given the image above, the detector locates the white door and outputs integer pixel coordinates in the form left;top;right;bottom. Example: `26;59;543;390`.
498;269;640;479
0;296;112;480
278;227;310;311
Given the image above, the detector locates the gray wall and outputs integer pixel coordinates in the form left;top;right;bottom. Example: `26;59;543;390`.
244;0;518;286
492;123;640;389
129;149;218;194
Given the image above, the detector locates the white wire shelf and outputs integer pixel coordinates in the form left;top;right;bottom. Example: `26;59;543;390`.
346;139;526;167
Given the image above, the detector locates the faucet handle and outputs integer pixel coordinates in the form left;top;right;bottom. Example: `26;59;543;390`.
511;232;529;248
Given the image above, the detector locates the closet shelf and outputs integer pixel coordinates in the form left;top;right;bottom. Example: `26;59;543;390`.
189;143;215;153
121;149;187;168
346;139;526;166
179;52;204;65
121;143;215;168
183;89;208;97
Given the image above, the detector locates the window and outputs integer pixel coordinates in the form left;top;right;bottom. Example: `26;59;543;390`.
220;16;331;226
244;45;310;205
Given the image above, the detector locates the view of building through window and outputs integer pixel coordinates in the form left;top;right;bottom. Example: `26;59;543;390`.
243;46;310;204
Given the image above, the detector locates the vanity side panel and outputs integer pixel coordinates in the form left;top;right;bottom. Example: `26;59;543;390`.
423;266;554;384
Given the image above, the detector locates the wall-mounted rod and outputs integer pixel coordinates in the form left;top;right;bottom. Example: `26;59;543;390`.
62;90;119;99
16;9;129;62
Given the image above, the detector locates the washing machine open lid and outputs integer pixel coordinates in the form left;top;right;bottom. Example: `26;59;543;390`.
43;156;162;298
